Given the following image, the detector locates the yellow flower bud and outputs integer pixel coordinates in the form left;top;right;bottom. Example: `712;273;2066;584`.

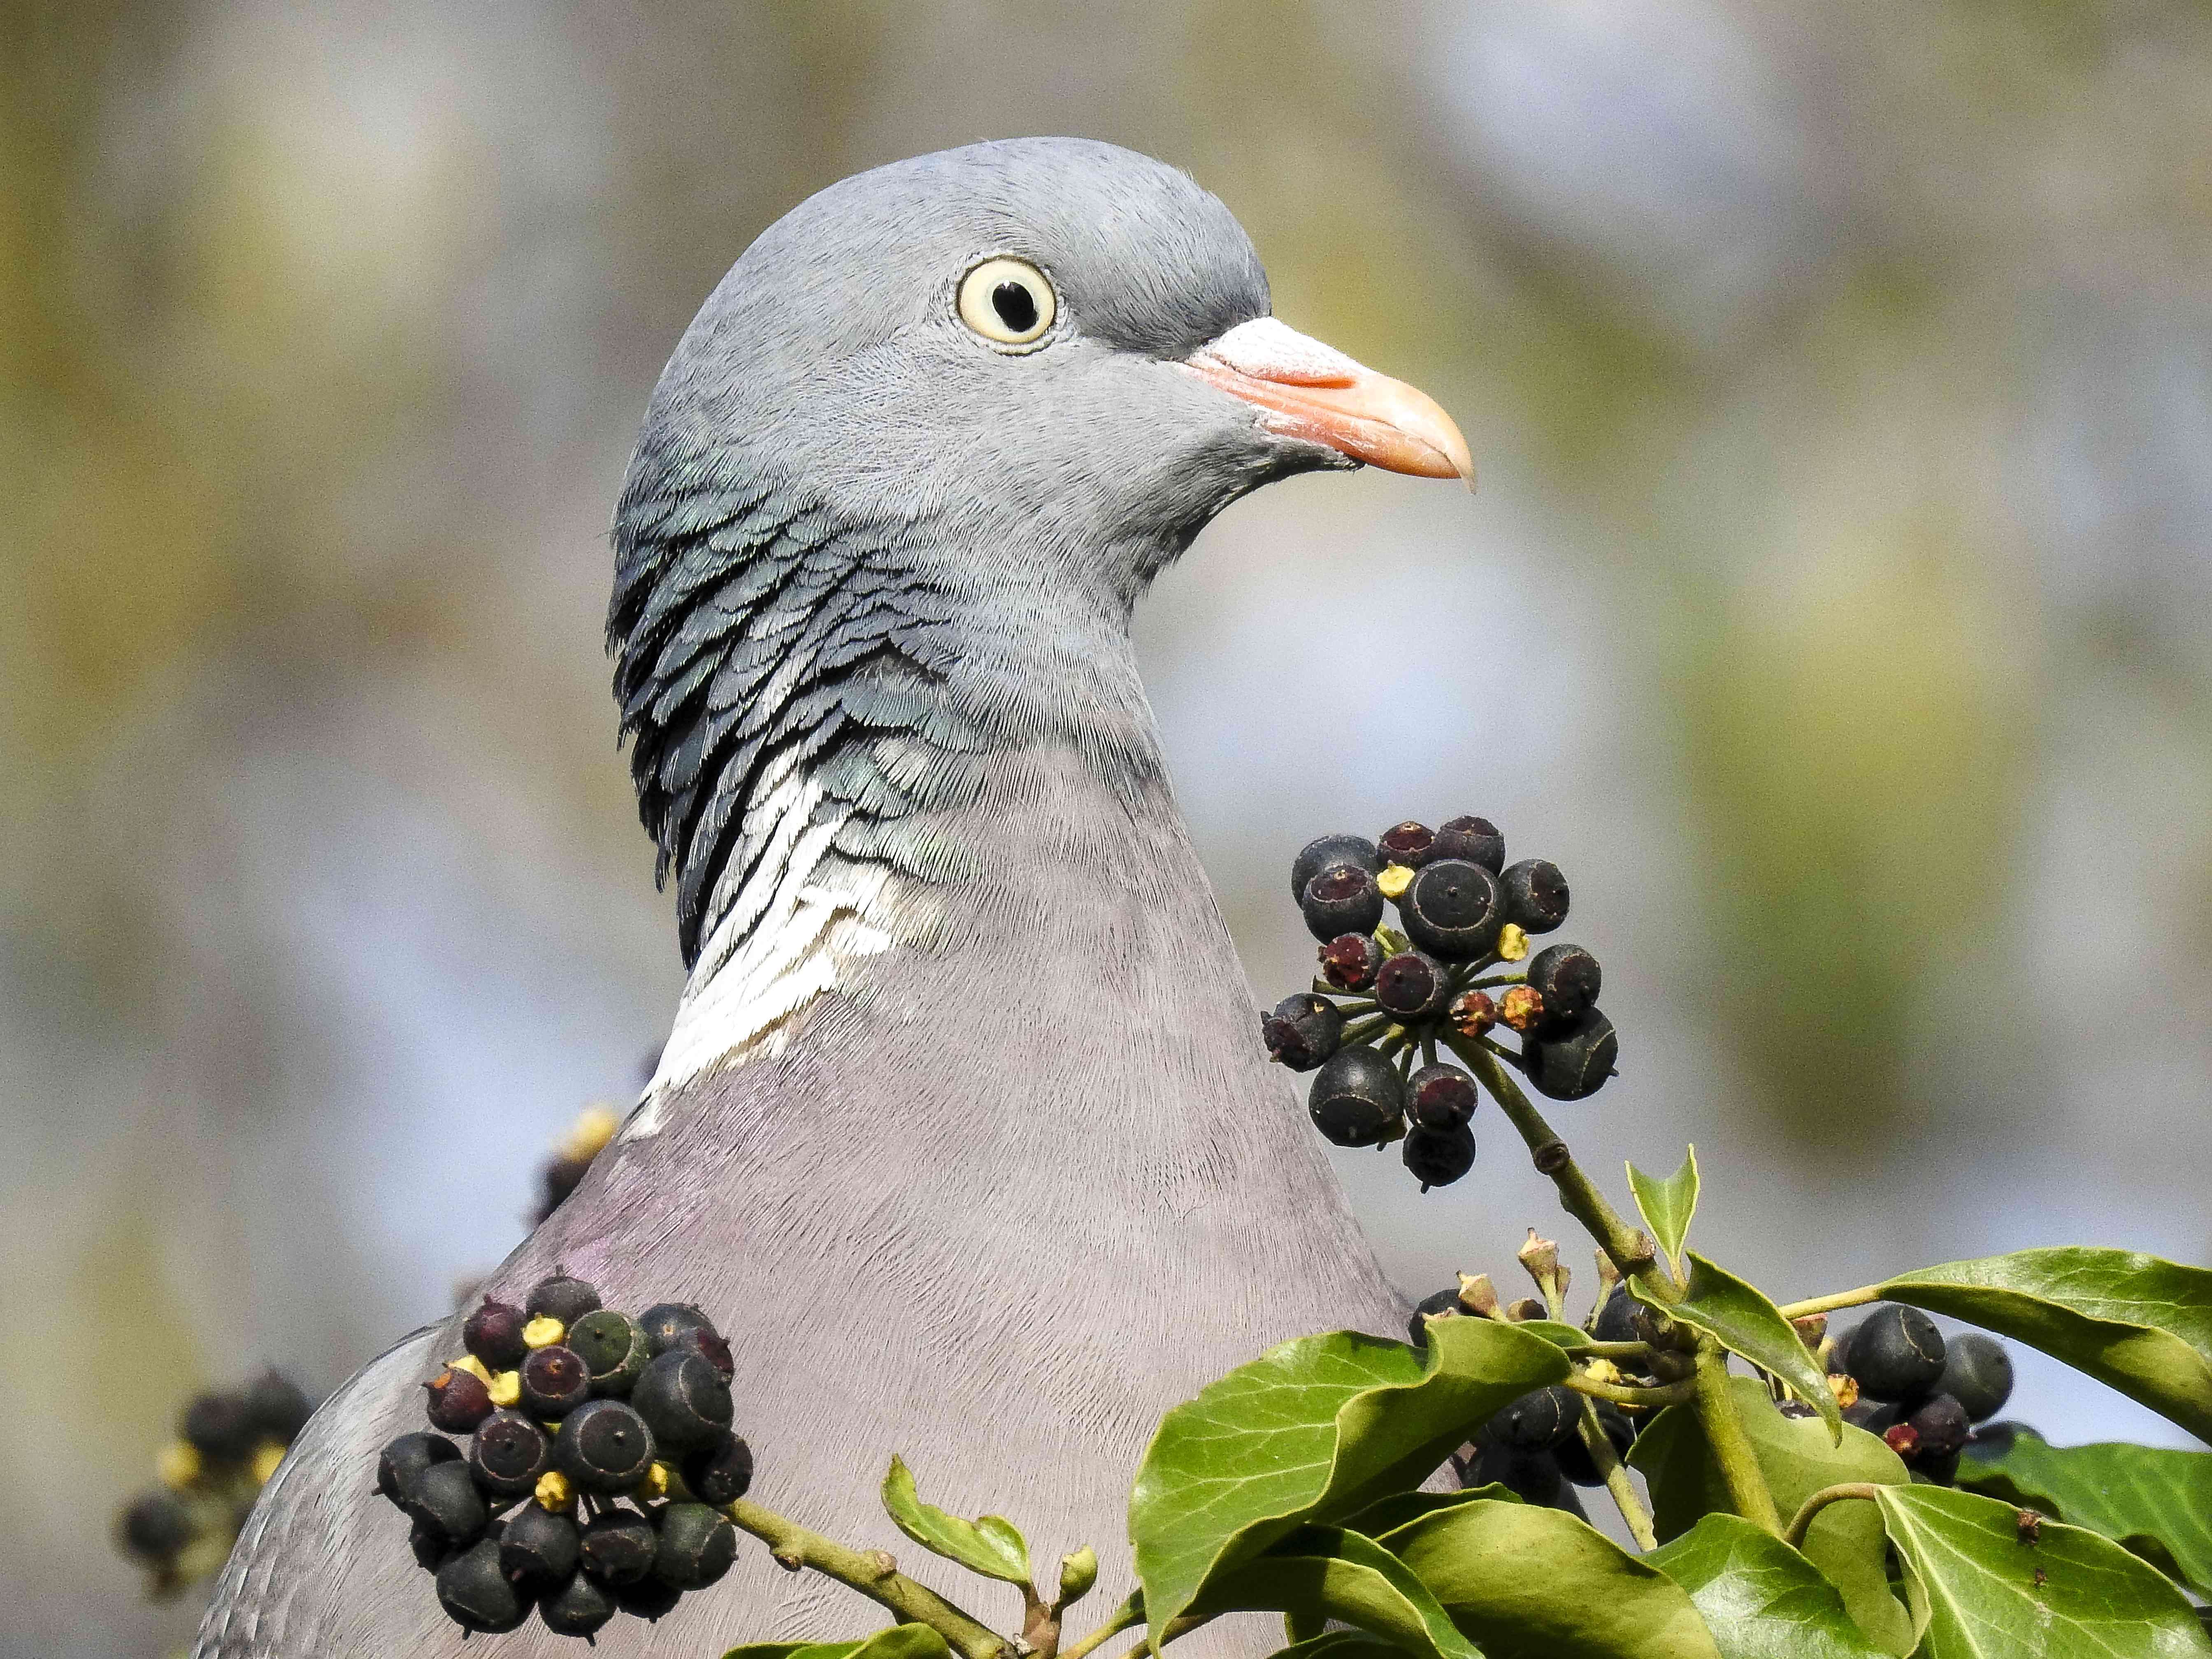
450;1353;493;1385
631;1461;669;1501
487;1370;521;1409
1497;923;1529;962
523;1316;566;1350
1376;864;1414;901
558;1104;620;1164
156;1441;202;1489
534;1469;574;1513
250;1441;286;1485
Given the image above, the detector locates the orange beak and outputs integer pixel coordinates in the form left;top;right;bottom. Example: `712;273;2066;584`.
1175;316;1474;489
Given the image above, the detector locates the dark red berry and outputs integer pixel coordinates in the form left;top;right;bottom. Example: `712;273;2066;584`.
1903;1394;1972;1462
1318;931;1384;990
520;1345;592;1418
1290;834;1379;901
1374;951;1449;1019
1408;1064;1478;1131
424;1366;495;1434
524;1273;602;1327
667;1325;736;1380
1448;989;1496;1036
1262;992;1343;1071
470;1410;553;1496
1301;865;1385;942
681;1431;755;1505
1377;820;1438;868
463;1298;529;1371
1434;815;1504;874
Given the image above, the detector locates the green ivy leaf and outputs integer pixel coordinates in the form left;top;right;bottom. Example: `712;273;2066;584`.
1509;1318;1596;1350
1129;1316;1569;1648
723;1629;957;1659
1646;1514;1887;1659
1628;1147;1699;1272
1262;1633;1408;1659
1877;1248;2212;1444
1193;1527;1479;1659
1631;1252;1840;1442
1873;1482;2212;1658
1629;1377;1915;1656
1339;1484;1520;1540
881;1457;1031;1586
1374;1495;1721;1659
1955;1427;2212;1596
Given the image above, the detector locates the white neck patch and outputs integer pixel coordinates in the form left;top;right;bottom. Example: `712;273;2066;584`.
624;769;899;1141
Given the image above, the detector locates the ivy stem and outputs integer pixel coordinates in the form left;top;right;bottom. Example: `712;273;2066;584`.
1689;1345;1783;1535
1557;1340;1654;1362
1782;1483;1884;1550
1564;1374;1695;1409
1112;1614;1211;1659
1059;1598;1144;1659
722;1499;1009;1659
1776;1286;1881;1321
1573;1393;1657;1551
1444;1035;1673;1303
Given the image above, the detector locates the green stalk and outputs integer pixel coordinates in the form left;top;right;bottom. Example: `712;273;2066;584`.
1689;1345;1782;1534
1573;1394;1657;1550
1783;1483;1884;1550
1775;1286;1880;1321
724;1498;1009;1659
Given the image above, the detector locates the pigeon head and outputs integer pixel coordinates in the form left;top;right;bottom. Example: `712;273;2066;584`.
609;138;1469;1006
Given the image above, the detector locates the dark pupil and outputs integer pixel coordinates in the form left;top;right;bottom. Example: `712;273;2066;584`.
991;281;1039;333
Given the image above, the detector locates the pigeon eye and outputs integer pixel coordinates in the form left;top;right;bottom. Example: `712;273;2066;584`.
958;257;1056;349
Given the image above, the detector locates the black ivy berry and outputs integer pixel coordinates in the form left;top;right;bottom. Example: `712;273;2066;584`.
500;1501;581;1587
568;1308;651;1397
637;1303;716;1359
1469;1440;1568;1507
463;1298;530;1371
1845;1307;1947;1403
1899;1393;1972;1463
654;1501;739;1589
1489;1385;1580;1451
555;1399;658;1494
1400;860;1502;961
1307;1048;1406;1148
404;1458;488;1546
377;1431;462;1507
1401;1123;1475;1190
424;1365;495;1435
630;1350;735;1455
1406;1286;1465;1348
1374;950;1450;1019
243;1371;316;1444
1555;1402;1634;1487
612;1573;684;1622
118;1492;195;1561
410;1516;455;1571
579;1508;658;1585
520;1345;592;1418
1262;993;1343;1071
526;1273;604;1328
1434;815;1505;875
1301;864;1385;942
1377;820;1438;868
1408;1063;1479;1131
682;1430;756;1506
539;1570;619;1638
1522;1010;1617;1101
1319;931;1385;990
1590;1293;1640;1346
470;1410;553;1497
1291;833;1379;902
668;1324;737;1380
183;1391;261;1464
1526;943;1602;1029
1499;859;1570;934
437;1536;534;1633
1938;1332;2014;1424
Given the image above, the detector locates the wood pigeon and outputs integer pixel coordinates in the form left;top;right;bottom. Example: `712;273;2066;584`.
195;137;1472;1657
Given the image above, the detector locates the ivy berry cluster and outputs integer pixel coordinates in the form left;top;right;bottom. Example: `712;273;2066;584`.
1826;1306;2016;1485
377;1271;755;1638
115;1372;319;1595
1261;816;1617;1190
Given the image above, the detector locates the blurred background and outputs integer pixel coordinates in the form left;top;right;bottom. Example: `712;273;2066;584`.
6;0;2210;1650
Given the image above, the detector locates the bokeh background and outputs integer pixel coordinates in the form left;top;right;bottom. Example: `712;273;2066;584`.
6;1;2210;1650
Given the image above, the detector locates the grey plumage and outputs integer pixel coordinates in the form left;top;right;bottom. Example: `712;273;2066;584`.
197;139;1441;1659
